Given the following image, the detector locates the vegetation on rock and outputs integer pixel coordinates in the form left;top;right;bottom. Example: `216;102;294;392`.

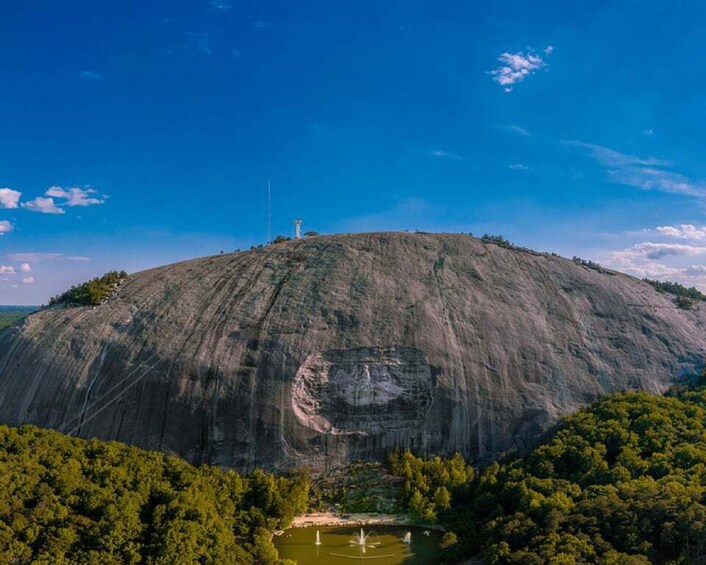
49;271;128;306
0;425;309;564
310;462;400;514
643;278;706;310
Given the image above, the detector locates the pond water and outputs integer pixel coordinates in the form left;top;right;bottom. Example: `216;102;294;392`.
273;525;443;564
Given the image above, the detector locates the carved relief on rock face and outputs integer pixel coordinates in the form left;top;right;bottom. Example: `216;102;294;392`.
291;347;434;435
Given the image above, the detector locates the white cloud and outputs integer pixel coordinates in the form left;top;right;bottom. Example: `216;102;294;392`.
185;31;215;55
0;188;21;209
23;196;65;214
508;163;532;171
253;20;274;30
21;277;34;284
544;45;554;55
45;186;104;207
6;252;90;262
566;141;706;198
505;124;530;137
80;71;104;81
19;263;31;273
0;220;13;235
654;225;706;240
211;0;231;11
490;49;550;92
683;265;706;277
628;242;705;260
605;242;706;282
428;149;463;160
0;266;16;275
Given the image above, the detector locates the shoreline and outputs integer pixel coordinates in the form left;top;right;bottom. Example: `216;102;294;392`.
288;512;444;531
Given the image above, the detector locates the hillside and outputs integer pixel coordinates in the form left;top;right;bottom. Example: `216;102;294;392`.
0;306;37;329
0;232;704;471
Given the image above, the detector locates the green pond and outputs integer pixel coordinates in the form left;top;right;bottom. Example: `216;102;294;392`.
273;525;443;564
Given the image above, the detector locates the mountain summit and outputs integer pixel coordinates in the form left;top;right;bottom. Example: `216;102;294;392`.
0;232;703;471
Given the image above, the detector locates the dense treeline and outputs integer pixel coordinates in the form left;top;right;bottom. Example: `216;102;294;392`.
5;383;706;563
643;278;706;306
0;425;308;564
49;271;128;306
397;382;706;564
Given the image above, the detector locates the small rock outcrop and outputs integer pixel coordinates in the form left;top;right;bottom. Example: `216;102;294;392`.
0;232;704;471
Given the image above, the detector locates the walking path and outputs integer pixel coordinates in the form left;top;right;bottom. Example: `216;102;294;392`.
289;512;410;528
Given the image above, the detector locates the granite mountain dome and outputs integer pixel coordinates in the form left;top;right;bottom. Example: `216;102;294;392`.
0;232;704;471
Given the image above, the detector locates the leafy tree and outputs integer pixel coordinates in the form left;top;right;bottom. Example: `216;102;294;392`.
49;271;128;306
0;425;309;563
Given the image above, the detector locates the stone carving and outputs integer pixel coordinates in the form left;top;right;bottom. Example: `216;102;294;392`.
292;347;433;435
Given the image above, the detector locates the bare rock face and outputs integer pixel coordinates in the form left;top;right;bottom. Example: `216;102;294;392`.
0;232;705;471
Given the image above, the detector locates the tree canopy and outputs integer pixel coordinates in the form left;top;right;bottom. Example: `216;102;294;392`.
49;271;128;307
0;425;308;564
396;383;706;563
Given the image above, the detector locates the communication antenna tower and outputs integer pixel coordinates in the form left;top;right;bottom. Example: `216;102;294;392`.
266;181;272;244
294;219;302;239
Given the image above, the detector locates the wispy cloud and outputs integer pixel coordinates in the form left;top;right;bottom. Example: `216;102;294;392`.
508;163;532;171
252;20;274;30
502;124;530;137
23;196;64;214
19;263;31;273
46;186;104;207
21;277;34;284
0;266;15;275
489;48;551;92
605;240;706;283
600;224;706;290
618;242;705;261
210;0;232;11
566;141;706;198
79;71;104;81
654;224;706;240
428;149;463;161
0;220;14;235
0;188;21;209
185;31;216;55
6;253;90;262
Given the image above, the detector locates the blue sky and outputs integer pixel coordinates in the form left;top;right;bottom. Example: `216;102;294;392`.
3;0;706;304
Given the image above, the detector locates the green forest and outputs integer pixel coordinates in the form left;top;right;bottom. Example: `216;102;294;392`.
0;307;36;330
394;380;706;564
0;426;308;564
3;381;706;563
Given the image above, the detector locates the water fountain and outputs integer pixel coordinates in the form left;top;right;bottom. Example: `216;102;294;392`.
349;528;381;554
275;525;443;563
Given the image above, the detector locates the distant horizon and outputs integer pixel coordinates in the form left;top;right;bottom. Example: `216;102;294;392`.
3;1;706;303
